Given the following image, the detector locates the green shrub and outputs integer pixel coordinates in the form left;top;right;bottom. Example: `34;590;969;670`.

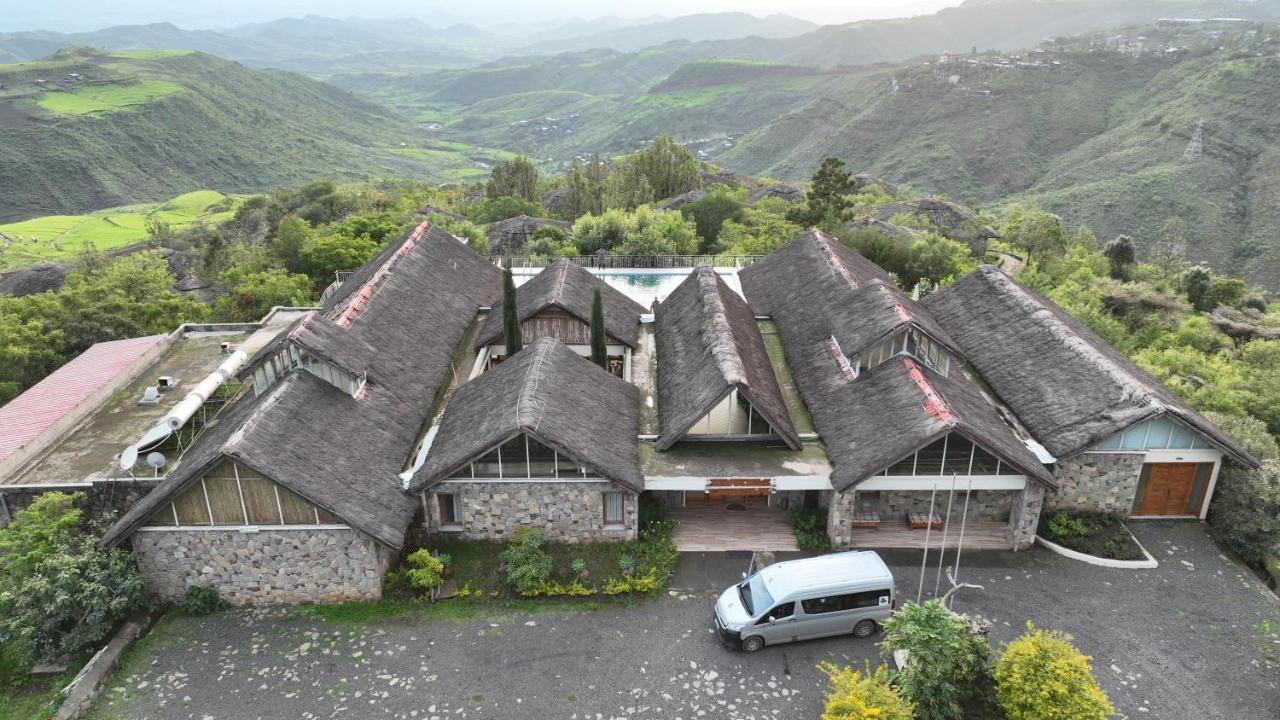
816;662;914;720
1208;461;1280;571
176;586;229;615
637;494;666;529
880;600;992;720
1043;511;1089;541
994;623;1114;720
788;506;831;551
402;550;445;594
499;529;553;594
1100;532;1143;561
0;492;150;662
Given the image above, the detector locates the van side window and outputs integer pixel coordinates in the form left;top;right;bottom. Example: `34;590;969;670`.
801;589;891;614
755;602;795;625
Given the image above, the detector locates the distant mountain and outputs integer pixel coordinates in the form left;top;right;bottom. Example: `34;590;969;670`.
0;49;511;220
513;12;820;56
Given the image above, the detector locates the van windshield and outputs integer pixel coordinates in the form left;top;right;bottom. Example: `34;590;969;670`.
738;575;773;617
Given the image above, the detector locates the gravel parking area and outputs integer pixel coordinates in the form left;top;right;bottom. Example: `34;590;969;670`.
89;522;1278;720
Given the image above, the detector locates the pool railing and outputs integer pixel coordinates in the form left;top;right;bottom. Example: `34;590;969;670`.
489;255;764;270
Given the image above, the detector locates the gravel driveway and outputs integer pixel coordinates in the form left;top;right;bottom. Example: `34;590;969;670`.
89;522;1278;720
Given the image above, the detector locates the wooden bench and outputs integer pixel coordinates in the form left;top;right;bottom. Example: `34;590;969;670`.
850;512;881;529
907;512;942;531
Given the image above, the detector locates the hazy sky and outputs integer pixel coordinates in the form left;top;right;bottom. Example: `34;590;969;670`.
3;0;962;33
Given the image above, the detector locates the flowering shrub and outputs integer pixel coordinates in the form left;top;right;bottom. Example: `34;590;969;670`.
816;662;914;720
994;623;1114;720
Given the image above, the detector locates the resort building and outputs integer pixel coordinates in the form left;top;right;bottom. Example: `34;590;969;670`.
0;221;1258;604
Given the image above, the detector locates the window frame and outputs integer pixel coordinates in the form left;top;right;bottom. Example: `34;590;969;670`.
437;492;462;527
603;491;625;526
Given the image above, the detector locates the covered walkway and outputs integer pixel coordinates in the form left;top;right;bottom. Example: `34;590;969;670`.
668;501;799;552
849;520;1011;550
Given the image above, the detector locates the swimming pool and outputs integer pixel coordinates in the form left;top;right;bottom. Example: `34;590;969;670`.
511;267;743;308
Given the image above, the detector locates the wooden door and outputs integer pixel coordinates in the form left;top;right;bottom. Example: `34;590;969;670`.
1138;463;1197;516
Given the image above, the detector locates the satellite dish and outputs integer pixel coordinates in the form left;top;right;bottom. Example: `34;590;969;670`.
137;423;171;452
118;445;139;471
146;452;167;470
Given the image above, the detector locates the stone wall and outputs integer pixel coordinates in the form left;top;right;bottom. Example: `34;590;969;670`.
132;527;391;605
1009;485;1044;550
423;482;637;542
1047;453;1145;514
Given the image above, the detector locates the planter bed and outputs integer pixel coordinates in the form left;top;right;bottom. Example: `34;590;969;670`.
1038;510;1146;561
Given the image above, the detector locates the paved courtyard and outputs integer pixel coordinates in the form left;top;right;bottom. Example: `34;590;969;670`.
89;522;1279;720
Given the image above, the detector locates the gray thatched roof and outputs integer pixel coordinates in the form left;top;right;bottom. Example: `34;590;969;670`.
484;215;571;255
410;338;642;492
104;223;504;549
654;266;800;451
741;233;1052;492
924;266;1259;466
476;259;646;349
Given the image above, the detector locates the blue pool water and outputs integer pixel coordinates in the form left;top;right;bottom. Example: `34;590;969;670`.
511;268;743;308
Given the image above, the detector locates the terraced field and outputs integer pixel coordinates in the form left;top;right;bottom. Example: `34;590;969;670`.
0;190;238;269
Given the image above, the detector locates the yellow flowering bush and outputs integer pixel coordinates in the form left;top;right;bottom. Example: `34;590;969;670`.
994;623;1114;720
816;662;914;720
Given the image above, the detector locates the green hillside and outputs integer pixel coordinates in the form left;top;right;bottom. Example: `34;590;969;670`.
716;39;1280;287
0;190;238;270
0;48;511;221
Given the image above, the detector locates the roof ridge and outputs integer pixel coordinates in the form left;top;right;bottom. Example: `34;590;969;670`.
812;231;859;289
515;339;553;432
695;267;748;387
980;267;1161;412
901;357;956;425
547;259;570;305
333;222;429;328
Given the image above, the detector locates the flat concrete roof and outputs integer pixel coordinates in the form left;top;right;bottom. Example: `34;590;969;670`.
4;310;308;486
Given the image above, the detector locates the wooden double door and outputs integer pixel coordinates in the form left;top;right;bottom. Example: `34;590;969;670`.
1136;463;1202;516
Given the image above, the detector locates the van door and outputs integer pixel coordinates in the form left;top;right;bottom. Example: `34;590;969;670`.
751;602;798;646
799;589;893;639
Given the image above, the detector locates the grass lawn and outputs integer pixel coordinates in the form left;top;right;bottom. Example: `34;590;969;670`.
37;80;184;116
0;646;87;720
0;190;239;270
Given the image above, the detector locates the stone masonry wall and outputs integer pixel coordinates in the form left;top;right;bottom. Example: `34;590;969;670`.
424;482;637;542
132;528;390;605
1010;485;1045;550
1047;453;1145;515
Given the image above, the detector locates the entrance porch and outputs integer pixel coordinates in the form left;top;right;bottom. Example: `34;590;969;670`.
667;499;799;552
848;520;1011;550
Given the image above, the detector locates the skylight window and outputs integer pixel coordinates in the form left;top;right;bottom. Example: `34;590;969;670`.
843;325;953;379
250;342;365;398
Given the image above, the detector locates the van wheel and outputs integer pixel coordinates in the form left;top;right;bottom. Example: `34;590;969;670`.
853;620;878;638
742;636;765;653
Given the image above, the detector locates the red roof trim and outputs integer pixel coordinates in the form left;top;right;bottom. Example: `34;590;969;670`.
901;357;955;424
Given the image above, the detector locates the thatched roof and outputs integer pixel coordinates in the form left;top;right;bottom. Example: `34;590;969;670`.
410;338;642;492
924;266;1259;466
484;215;571;255
103;223;504;549
476;259;646;349
654;267;800;451
741;233;1052;491
747;183;804;204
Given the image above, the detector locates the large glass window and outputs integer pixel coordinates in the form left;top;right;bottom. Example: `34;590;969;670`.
1092;417;1211;451
146;461;339;528
881;433;1022;477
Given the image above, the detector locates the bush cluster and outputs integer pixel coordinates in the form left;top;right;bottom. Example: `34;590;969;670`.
788;506;831;551
994;623;1114;720
816;662;914;720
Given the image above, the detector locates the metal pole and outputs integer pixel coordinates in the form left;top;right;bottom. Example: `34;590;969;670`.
949;474;975;609
934;473;958;598
916;480;938;604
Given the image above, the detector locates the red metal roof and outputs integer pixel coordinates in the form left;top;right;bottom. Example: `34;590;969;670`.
0;334;167;463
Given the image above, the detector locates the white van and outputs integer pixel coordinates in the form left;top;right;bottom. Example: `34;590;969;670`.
713;551;896;653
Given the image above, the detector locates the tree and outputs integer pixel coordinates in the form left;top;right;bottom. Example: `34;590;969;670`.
561;155;609;219
1180;265;1213;311
880;600;992;720
630;135;700;201
816;662;914;720
298;231;380;285
1204;277;1247;309
1102;234;1136;280
502;269;523;356
271;216;312;273
681;186;745;252
590;287;607;369
994;623;1114;720
214;268;315;322
1208;462;1280;579
906;232;976;286
0;492;150;662
571;206;698;256
486;156;541;203
468;195;541;224
790;157;855;227
1000;204;1068;258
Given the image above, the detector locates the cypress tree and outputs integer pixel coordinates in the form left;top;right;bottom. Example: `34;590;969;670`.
502;269;523;356
590;286;608;369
